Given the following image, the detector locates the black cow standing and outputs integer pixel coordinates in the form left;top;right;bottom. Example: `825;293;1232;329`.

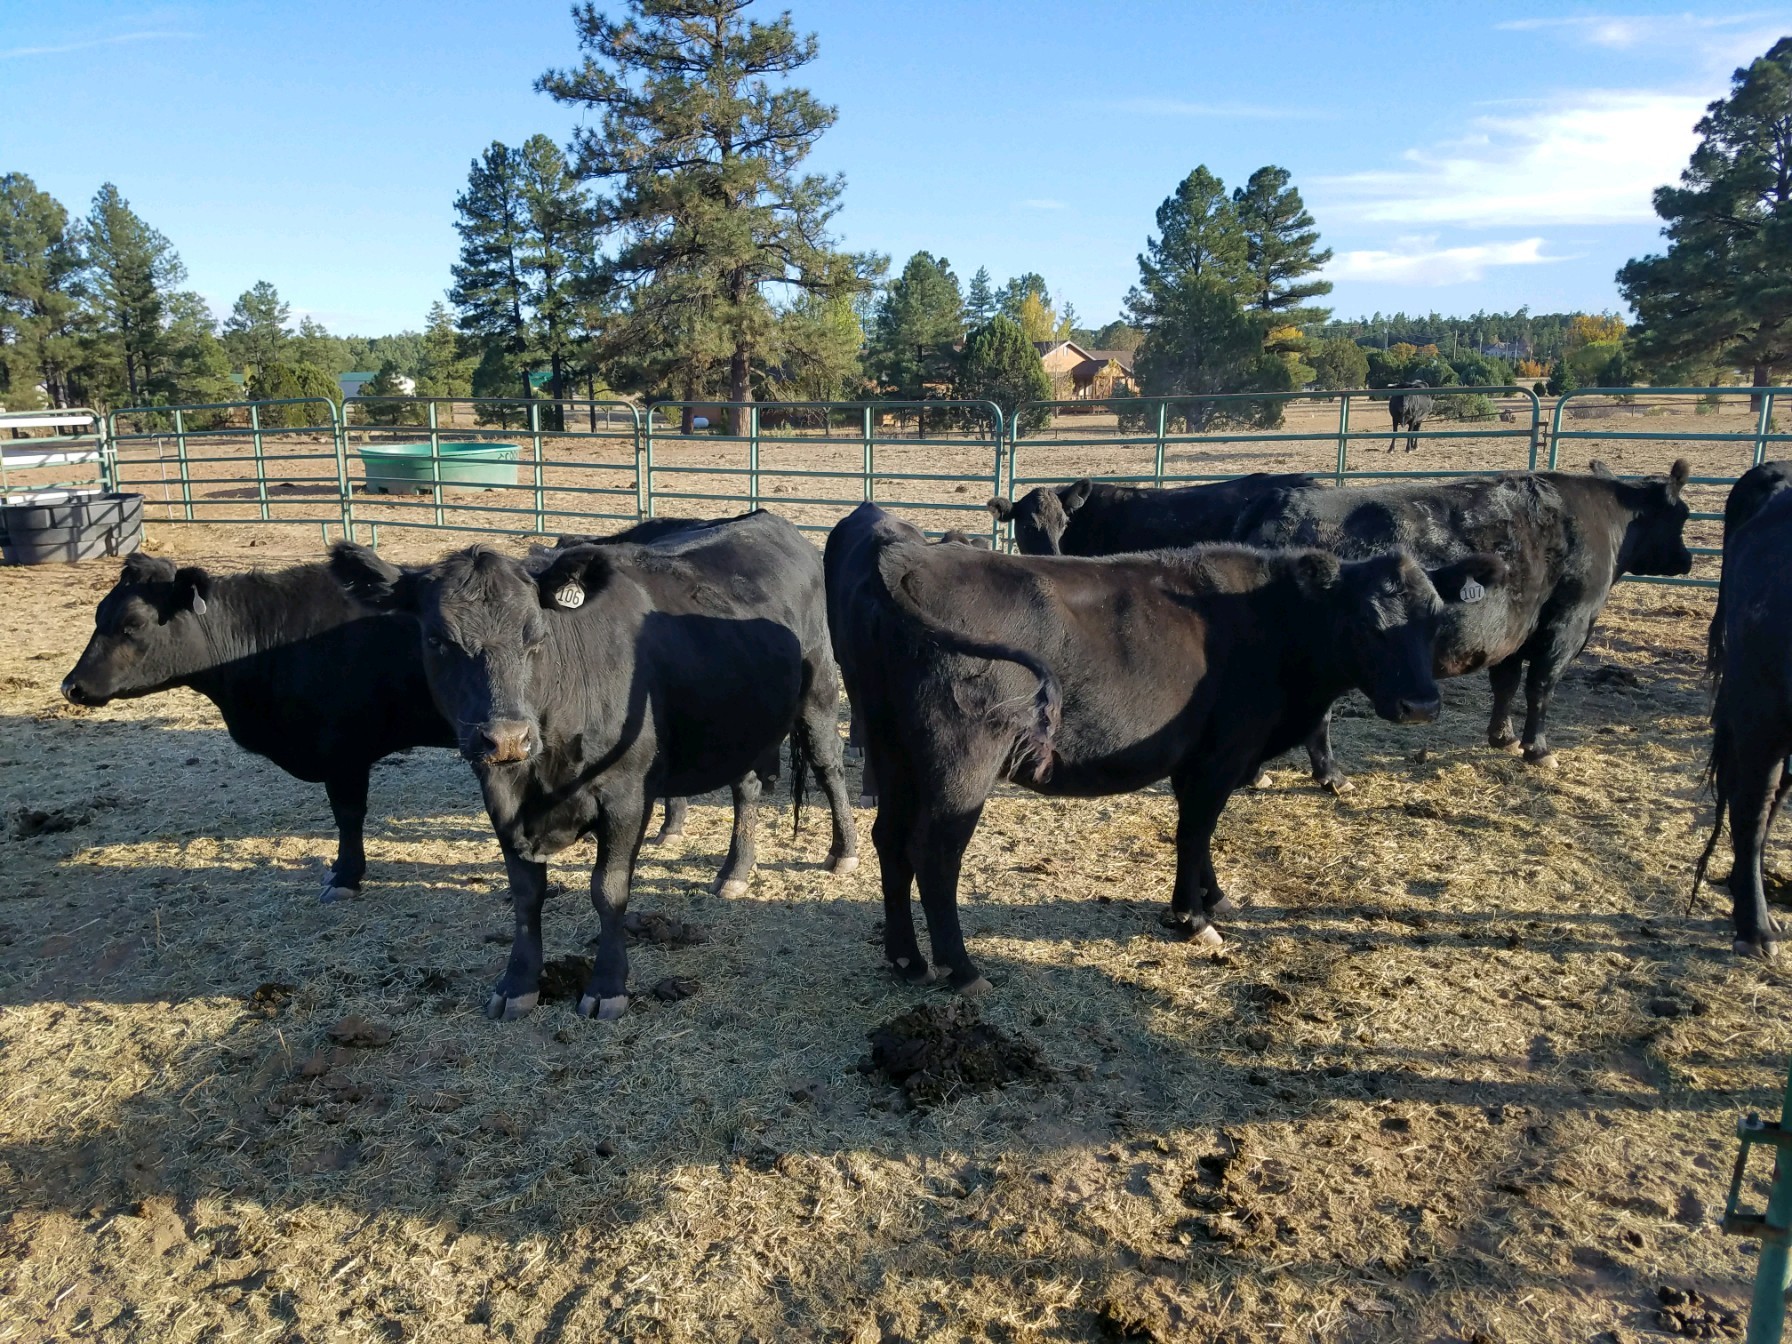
61;553;456;902
1387;381;1434;452
987;474;1315;556
1694;461;1792;958
826;501;1502;991
331;509;858;1020
1242;461;1693;784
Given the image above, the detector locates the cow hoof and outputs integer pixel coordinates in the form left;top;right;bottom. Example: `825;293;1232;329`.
1208;894;1242;917
891;956;937;985
1249;771;1273;789
1493;739;1522;755
578;993;629;1020
1158;908;1195;930
1319;775;1353;795
1193;924;1225;949
1524;750;1559;770
712;877;750;898
1735;938;1781;961
319;883;358;904
645;830;680;846
825;853;859;875
485;991;538;1021
956;975;993;998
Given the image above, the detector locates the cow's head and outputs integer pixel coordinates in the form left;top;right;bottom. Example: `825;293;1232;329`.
330;542;554;766
1300;548;1509;724
987;479;1094;555
1613;459;1693;577
61;554;215;706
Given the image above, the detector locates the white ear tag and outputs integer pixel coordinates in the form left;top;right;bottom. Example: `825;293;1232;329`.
1459;578;1486;604
554;583;585;610
191;594;207;615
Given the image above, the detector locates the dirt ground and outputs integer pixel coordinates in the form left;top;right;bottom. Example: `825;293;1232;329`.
2;460;1790;1340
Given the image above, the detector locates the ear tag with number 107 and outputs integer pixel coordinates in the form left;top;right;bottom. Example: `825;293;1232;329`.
554;584;585;610
1460;578;1486;604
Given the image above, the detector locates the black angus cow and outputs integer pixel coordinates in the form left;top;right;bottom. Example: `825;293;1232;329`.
331;509;858;1020
826;501;1502;991
1241;461;1693;785
1694;463;1792;958
987;474;1315;556
1387;381;1435;452
61;553;457;902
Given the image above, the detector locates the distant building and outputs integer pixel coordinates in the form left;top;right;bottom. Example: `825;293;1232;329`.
338;371;377;400
1034;341;1139;400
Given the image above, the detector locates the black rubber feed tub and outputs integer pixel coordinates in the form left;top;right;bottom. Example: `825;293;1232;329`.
0;491;143;564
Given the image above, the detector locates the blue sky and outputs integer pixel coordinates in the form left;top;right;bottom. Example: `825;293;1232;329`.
3;1;1785;337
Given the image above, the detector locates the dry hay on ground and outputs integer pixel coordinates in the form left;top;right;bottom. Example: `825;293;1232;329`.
1;520;1789;1343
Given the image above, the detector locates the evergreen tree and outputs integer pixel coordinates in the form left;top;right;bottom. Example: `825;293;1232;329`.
769;292;865;401
1232;166;1332;321
451;141;534;400
0;173;87;409
84;183;184;403
955;315;1051;433
290;315;348;373
359;358;426;425
247;360;340;427
223;280;292;370
1130;167;1248;314
964;266;997;326
867;251;963;400
516;134;588;418
1091;319;1144;352
1619;37;1792;401
540;0;869;425
1310;335;1369;390
1133;272;1264;427
160;290;235;409
416;301;475;399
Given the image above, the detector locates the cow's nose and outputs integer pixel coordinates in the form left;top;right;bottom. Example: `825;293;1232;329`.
60;677;89;705
1396;696;1441;724
475;720;533;764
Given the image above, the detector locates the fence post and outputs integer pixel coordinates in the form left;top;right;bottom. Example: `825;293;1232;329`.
249;403;269;521
990;405;1006;547
530;400;546;534
1335;394;1351;486
173;408;194;521
1154;401;1168;487
334;399;355;543
748;403;761;512
1755;388;1776;468
1548;392;1569;470
1527;390;1542;471
643;409;657;518
862;405;875;502
427;399;445;527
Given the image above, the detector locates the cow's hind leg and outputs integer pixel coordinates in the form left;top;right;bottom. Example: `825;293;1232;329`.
1303;708;1350;792
488;847;550;1020
795;661;860;874
711;772;764;898
579;792;649;1019
1486;654;1524;751
911;803;990;993
320;768;371;903
646;796;687;845
1726;739;1785;959
1160;768;1231;946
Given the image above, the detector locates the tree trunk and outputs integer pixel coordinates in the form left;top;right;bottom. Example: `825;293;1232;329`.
729;345;751;437
1752;362;1771;416
586;373;596;432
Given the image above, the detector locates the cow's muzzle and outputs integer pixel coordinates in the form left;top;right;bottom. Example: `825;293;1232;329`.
468;719;535;765
1391;695;1441;725
60;677;105;707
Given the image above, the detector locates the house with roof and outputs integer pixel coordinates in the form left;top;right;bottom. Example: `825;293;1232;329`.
1034;341;1139;401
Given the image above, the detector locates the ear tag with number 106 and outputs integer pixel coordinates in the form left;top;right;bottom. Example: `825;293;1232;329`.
1460;578;1486;604
554;584;585;610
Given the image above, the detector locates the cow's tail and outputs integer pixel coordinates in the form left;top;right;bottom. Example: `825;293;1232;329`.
1689;717;1731;913
788;731;810;838
879;573;1062;783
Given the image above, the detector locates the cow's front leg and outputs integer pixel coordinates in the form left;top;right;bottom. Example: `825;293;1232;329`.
1486;654;1524;751
1161;770;1230;946
1518;633;1589;768
579;793;648;1020
711;771;763;897
488;846;550;1020
320;768;372;903
1303;708;1350;792
646;796;687;844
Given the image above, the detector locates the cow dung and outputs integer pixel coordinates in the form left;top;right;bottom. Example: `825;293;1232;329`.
537;955;593;1003
859;1001;1051;1109
621;910;710;948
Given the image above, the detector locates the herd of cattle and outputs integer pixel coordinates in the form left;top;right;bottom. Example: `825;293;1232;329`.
55;451;1792;1020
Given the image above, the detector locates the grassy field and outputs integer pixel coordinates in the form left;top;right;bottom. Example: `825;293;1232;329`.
1;498;1788;1343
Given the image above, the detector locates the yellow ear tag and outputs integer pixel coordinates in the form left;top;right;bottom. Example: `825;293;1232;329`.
554;583;585;610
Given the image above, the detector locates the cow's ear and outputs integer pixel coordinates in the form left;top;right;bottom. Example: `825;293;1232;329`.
535;545;613;611
1293;550;1342;596
120;552;173;586
1588;458;1617;479
329;541;421;613
1061;478;1094;513
1668;459;1691;498
173;566;212;616
1428;553;1507;604
553;532;601;549
985;497;1014;522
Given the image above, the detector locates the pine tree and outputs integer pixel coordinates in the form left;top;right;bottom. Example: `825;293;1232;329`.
769;292;864;402
0;173;87;409
540;0;869;425
955;315;1051;433
451;141;533;401
417;301;475;399
1130;167;1248;313
1133;272;1265;428
964;267;997;326
1619;38;1792;402
84;184;184;404
867;251;963;400
223;280;292;371
1232;166;1333;321
160;290;236;409
291;316;346;373
515;134;589;422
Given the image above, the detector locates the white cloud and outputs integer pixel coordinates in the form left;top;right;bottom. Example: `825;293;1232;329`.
1313;90;1703;227
1019;198;1066;211
1495;11;1791;71
1326;237;1562;286
0;29;194;60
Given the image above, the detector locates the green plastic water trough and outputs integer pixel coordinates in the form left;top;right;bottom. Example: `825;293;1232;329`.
358;441;519;494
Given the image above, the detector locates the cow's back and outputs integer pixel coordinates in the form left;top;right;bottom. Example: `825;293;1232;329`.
1062;474;1316;556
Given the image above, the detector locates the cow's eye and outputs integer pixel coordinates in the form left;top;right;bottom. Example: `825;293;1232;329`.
426;634;448;653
